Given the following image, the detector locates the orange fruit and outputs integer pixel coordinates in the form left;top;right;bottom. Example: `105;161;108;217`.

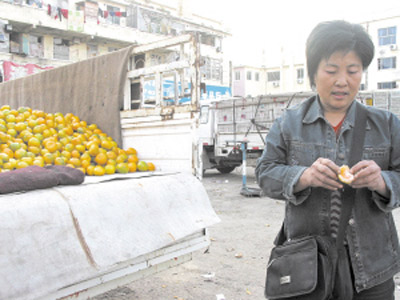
65;143;75;152
147;162;155;171
338;165;354;184
81;159;90;169
101;140;113;150
60;150;72;160
45;140;58;152
88;144;99;156
75;144;85;153
14;148;27;159
80;152;91;162
16;161;29;169
127;154;138;164
71;149;81;159
107;159;116;166
21;156;33;165
5;114;16;123
95;152;107;165
137;161;148;172
68;157;81;168
54;157;66;166
128;162;137;173
104;164;116;174
33;159;44;167
15;122;27;132
43;153;55;164
2;148;13;158
3;161;13;170
93;165;105;176
116;153;128;163
125;147;137;155
106;151;117;160
71;136;82;145
116;163;129;174
86;164;95;176
88;124;97;131
8;159;17;169
28;137;40;148
9;142;22;151
27;118;38;128
28;146;40;155
7;128;17;137
0;153;9;162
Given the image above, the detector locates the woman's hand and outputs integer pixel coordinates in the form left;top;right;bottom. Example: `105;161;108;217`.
351;160;389;197
294;158;343;193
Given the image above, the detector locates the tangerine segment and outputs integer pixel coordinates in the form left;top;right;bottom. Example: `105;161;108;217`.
338;165;354;184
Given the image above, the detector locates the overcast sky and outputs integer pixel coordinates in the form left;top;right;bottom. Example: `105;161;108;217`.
188;0;400;66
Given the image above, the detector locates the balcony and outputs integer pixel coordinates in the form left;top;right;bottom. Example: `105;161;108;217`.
0;0;163;47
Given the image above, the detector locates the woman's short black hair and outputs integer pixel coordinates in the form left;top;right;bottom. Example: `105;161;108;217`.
306;20;375;87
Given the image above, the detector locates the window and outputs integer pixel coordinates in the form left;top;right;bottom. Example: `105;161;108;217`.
29;35;44;58
108;47;119;52
235;71;240;81
25;0;42;8
378;26;396;45
378;57;396;70
200;56;222;81
255;72;260;81
267;71;280;82
247;71;252;80
107;5;121;25
200;35;215;47
53;38;70;60
87;44;98;57
297;68;304;79
378;81;397;89
200;106;209;124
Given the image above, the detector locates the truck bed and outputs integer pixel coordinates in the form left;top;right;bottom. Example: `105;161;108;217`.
0;172;219;300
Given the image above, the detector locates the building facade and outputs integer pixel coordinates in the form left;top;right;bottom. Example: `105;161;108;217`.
362;15;400;91
0;0;231;98
233;15;400;97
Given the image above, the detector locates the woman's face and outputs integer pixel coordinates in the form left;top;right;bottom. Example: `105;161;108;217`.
314;50;363;113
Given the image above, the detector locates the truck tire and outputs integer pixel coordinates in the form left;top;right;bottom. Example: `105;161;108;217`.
216;166;236;174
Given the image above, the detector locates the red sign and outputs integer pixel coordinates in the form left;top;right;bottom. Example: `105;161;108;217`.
2;61;53;81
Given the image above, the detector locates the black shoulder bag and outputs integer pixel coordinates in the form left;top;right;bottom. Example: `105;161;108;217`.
264;104;367;300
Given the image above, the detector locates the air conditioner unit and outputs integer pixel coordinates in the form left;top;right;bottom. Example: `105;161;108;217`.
273;81;280;87
390;44;398;51
297;78;303;84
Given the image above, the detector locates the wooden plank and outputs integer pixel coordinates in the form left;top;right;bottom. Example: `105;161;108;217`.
127;60;190;79
130;34;193;55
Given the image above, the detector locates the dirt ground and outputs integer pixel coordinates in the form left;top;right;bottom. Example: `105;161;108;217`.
94;167;400;300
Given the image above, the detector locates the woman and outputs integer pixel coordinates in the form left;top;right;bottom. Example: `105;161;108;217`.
256;20;400;299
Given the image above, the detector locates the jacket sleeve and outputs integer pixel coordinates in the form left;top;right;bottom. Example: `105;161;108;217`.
373;113;400;212
255;117;309;204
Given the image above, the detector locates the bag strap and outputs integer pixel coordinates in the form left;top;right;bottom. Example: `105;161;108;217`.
335;103;368;248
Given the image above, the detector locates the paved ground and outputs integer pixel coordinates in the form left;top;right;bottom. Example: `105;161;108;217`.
94;167;400;300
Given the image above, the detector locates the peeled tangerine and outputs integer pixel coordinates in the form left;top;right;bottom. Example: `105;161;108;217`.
338;165;354;184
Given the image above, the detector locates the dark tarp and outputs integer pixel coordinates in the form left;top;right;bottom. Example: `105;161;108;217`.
0;45;134;146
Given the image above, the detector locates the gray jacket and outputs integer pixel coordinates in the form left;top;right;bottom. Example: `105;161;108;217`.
255;96;400;292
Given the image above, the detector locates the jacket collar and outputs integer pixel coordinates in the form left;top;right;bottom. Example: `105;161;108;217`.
303;95;359;128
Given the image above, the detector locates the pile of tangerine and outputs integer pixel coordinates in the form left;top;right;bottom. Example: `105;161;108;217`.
0;105;155;176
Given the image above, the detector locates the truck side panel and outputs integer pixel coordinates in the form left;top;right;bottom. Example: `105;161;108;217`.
121;112;199;174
